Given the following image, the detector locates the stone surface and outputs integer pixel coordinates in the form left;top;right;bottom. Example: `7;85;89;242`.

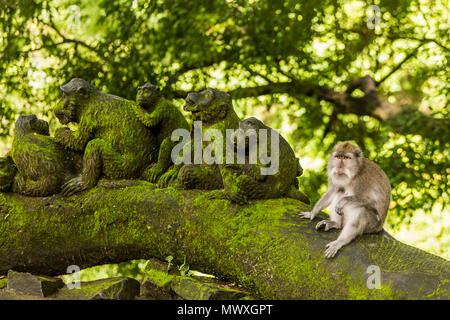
141;279;178;300
7;270;64;297
55;277;140;300
171;277;248;300
1;185;448;299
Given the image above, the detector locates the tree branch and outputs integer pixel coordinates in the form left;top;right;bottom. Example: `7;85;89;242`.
388;35;449;52
44;19;99;54
1;183;448;299
376;43;424;86
174;75;448;140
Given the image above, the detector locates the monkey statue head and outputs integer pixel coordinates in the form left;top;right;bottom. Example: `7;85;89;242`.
184;88;232;123
55;78;96;125
327;141;363;183
230;117;266;152
136;83;162;111
14;114;50;138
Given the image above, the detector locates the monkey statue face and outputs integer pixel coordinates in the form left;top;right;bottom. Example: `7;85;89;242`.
55;78;95;125
136;83;161;110
14;115;50;137
327;141;363;181
184;88;231;123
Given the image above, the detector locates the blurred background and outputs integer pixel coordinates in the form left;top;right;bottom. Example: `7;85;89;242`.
0;0;448;267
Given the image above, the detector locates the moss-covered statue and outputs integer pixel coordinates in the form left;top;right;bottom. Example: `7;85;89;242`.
158;88;240;189
54;78;157;195
9;115;81;196
134;83;190;183
206;117;309;204
0;154;16;192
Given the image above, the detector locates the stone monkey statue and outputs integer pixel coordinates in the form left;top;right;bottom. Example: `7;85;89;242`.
134;83;190;183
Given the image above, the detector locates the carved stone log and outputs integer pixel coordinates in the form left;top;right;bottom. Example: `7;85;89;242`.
0;180;448;299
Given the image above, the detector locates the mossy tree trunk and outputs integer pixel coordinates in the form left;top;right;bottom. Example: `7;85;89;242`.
0;180;448;299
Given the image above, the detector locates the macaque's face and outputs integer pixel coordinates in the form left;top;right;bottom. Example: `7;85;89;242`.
327;142;362;181
332;152;353;176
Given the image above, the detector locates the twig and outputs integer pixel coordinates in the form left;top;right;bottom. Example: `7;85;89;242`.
376;43;424;86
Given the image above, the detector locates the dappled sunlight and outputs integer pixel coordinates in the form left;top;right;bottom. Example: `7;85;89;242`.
0;0;448;262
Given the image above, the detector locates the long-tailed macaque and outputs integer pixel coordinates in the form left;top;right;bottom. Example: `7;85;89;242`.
299;141;391;258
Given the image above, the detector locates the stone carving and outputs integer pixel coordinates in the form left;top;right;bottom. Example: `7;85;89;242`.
206;117;309;204
54;78;157;195
158;88;240;189
134;83;190;183
10;115;80;196
0;79;310;206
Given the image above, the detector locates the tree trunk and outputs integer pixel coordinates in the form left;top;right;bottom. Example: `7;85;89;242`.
0;179;448;299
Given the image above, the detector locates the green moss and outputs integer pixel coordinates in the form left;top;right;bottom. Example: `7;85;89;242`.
10;115;80;196
56;278;123;299
0;278;7;288
54;78;159;194
1;184;448;300
135;95;190;183
144;268;174;287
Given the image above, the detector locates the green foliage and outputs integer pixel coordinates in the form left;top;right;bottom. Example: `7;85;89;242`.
0;0;448;257
178;256;192;277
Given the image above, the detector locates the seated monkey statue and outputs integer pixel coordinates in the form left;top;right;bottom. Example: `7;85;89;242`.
10;115;80;196
54;78;158;195
134;83;190;183
206;117;310;204
158;88;241;190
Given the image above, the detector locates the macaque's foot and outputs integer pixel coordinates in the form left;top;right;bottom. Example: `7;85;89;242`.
142;163;165;183
315;219;338;231
61;175;90;196
157;169;178;188
324;240;343;258
298;211;315;220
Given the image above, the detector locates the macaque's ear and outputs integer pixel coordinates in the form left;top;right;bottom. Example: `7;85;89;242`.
354;149;362;157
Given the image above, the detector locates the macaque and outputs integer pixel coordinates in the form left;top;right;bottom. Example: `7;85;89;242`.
299;141;391;258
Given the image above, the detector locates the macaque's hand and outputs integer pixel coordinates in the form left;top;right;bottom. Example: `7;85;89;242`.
298;211;316;220
335;199;348;215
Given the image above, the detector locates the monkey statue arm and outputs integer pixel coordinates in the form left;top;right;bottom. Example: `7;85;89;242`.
135;104;165;128
298;188;335;220
55;118;94;152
